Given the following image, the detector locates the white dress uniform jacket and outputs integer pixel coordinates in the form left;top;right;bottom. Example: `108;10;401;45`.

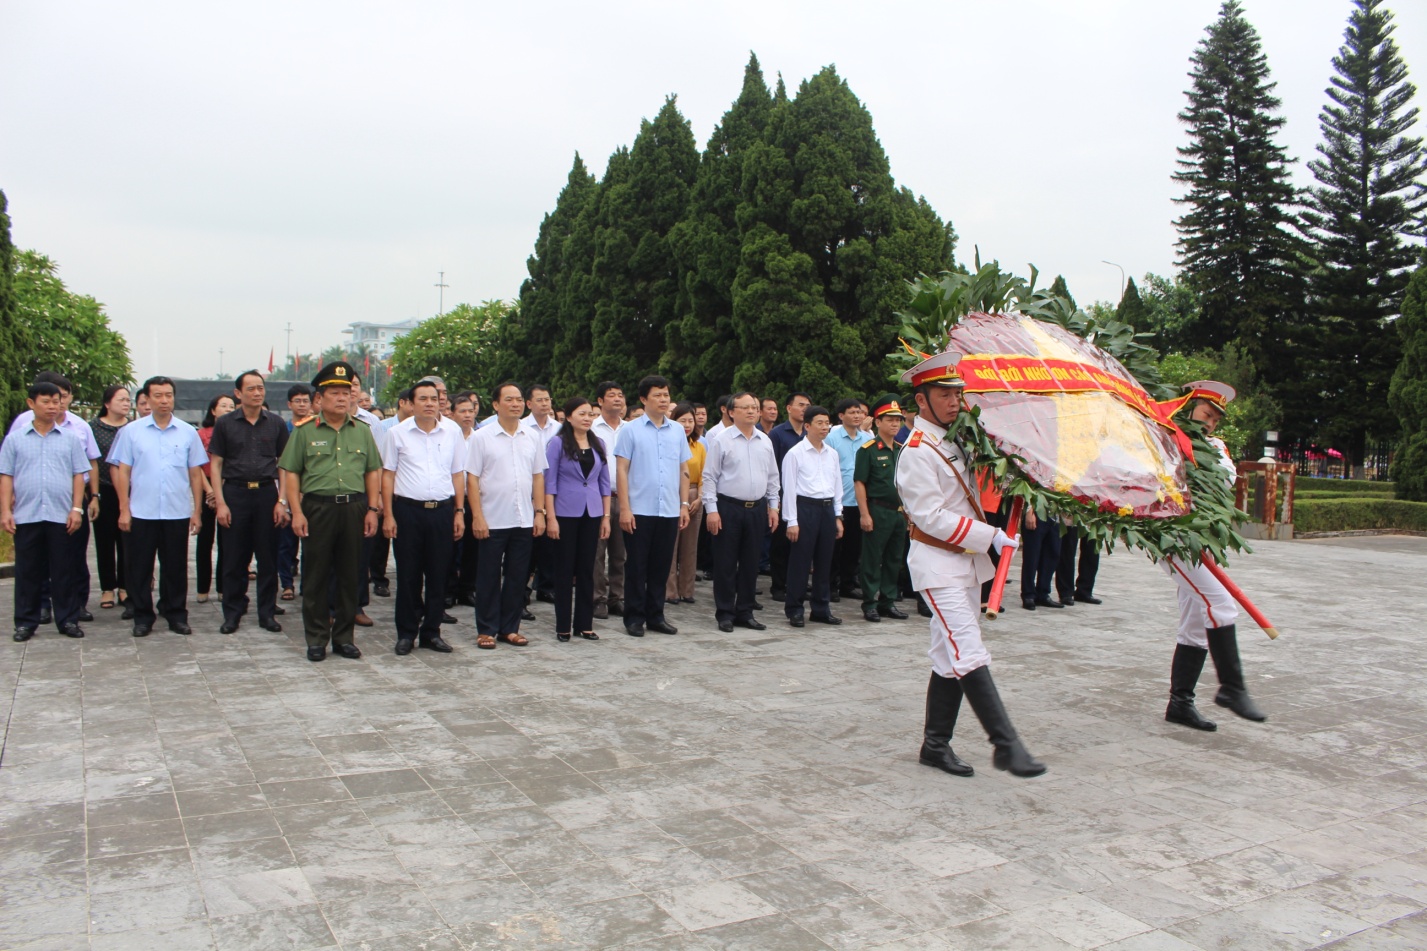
894;417;998;591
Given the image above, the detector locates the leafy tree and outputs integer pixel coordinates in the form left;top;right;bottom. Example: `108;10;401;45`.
664;54;775;397
320;344;347;366
386;300;512;402
1389;265;1427;500
1173;1;1309;376
1139;272;1202;354
585;98;699;389
12;250;132;407
0;190;28;428
1302;0;1427;472
1115;276;1149;331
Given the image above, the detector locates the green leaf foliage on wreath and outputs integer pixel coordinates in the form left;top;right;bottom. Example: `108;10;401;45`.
890;255;1249;566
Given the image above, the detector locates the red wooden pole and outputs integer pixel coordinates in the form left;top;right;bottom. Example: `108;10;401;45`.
1203;558;1279;640
983;496;1024;620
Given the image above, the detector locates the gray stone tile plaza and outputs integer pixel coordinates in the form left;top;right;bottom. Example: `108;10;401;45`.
2;536;1425;950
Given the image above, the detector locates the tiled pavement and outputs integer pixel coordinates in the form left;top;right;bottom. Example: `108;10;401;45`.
1;535;1424;950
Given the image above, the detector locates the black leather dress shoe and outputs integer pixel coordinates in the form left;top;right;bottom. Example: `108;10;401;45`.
274;605;286;616
220;621;240;635
121;605;135;620
917;599;933;618
880;605;909;620
521;609;536;621
39;608;52;625
752;601;764;611
395;638;414;655
307;646;326;662
59;623;85;638
624;623;645;638
1075;594;1103;604
441;612;458;625
1021;599;1037;611
1033;598;1065;609
810;614;843;625
419;636;453;653
13;626;36;642
372;583;391;598
718;620;734;633
331;643;362;659
863;607;882;622
457;594;479;608
259;619;282;633
77;609;94;622
169;621;193;635
132;623;152;637
646;619;678;635
734;617;766;631
788;615;805;628
536;590;555;603
608;601;624;616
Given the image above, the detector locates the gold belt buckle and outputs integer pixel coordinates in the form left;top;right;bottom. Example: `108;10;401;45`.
423;501;438;509
743;500;756;509
247;482;261;489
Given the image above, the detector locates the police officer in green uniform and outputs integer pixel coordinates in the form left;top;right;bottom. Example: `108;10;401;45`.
854;394;911;623
279;362;383;661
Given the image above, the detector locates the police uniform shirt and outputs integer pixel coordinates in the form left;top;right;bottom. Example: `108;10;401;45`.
701;425;779;512
384;416;465;501
465;422;547;530
207;409;290;482
780;439;843;527
278;415;382;495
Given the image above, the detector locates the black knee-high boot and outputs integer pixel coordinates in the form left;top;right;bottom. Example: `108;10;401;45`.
1166;644;1217;731
1207;625;1266;721
959;666;1046;777
919;672;973;777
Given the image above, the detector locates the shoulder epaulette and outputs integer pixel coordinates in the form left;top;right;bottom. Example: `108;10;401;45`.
295;416;317;427
906;431;924;448
861;439;877;449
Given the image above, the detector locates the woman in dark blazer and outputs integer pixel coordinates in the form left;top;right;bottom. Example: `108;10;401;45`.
544;397;612;641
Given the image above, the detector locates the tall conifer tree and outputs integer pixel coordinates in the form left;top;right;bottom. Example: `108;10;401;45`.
1049;275;1077;311
1302;0;1426;469
1388;265;1427;500
1172;1;1307;371
1115;277;1150;330
0;190;27;427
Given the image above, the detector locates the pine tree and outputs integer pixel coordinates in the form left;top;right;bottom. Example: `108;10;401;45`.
1388;264;1427;500
0;190;27;428
1115;276;1150;330
1172;1;1308;371
586;98;699;389
1303;0;1427;472
1049;275;1077;311
663;54;774;397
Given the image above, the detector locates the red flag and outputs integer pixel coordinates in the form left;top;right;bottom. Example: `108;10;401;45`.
364;353;370;377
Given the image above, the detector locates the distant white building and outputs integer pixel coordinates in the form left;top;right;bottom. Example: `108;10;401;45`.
344;318;421;359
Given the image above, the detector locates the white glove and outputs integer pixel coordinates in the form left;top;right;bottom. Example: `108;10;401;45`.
992;529;1019;554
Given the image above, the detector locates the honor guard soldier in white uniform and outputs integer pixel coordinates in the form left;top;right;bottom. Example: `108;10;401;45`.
1162;381;1267;731
895;351;1046;778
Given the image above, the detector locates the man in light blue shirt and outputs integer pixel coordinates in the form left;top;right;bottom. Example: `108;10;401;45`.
1;381;91;639
614;375;691;637
827;397;869;600
109;376;208;637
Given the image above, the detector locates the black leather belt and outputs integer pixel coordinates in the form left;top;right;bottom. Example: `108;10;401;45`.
870;498;904;512
305;493;361;504
717;494;765;509
797;496;835;506
395;496;454;509
224;480;272;489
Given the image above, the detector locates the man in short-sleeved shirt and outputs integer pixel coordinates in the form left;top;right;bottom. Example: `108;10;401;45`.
614;375;691;637
1;381;91;638
465;381;547;646
109;376;208;636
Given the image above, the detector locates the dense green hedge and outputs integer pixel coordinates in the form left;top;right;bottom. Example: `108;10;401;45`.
1294;498;1427;534
1296;477;1396;495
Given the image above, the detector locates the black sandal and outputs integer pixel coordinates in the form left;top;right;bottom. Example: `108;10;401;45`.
557;632;571;642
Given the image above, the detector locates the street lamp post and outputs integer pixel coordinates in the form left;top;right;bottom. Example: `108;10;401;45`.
1102;260;1125;299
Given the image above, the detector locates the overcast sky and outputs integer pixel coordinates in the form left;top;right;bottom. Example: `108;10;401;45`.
3;0;1423;385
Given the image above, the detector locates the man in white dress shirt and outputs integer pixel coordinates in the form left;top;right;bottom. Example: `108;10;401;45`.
466;381;547;649
780;405;844;627
520;383;560;605
590;381;627;619
382;380;466;656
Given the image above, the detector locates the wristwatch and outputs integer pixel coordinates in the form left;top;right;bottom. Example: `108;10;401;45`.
367;505;380;513
534;508;547;516
455;507;465;514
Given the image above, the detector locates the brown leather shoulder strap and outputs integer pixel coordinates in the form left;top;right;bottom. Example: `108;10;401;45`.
932;443;986;521
909;524;967;554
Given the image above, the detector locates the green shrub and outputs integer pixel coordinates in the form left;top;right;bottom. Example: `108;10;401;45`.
1296;477;1395;495
1293;498;1427;534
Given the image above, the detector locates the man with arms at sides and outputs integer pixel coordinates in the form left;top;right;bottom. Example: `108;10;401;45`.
781;405;843;627
280;362;382;662
521;383;560;605
383;380;466;656
590;381;627;620
614;375;691;637
210;370;291;634
277;384;314;603
1;380;90;640
827;397;869;603
466;381;546;649
109;376;207;638
350;377;385;621
896;351;1044;778
447;390;481;608
767;391;810;602
701;391;779;633
854;395;911;623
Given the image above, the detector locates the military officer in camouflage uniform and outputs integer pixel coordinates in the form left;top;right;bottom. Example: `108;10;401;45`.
854;394;910;623
279;362;383;662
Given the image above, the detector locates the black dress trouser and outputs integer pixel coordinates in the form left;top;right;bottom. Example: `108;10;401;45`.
127;517;191;627
712;496;766;624
392;497;454;642
476;527;533;636
14;522;81;628
785;497;836;619
94;482;126;593
302;497;365;648
1056;525;1101;600
622;515;679;627
220;482;280;625
553;513;600;634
